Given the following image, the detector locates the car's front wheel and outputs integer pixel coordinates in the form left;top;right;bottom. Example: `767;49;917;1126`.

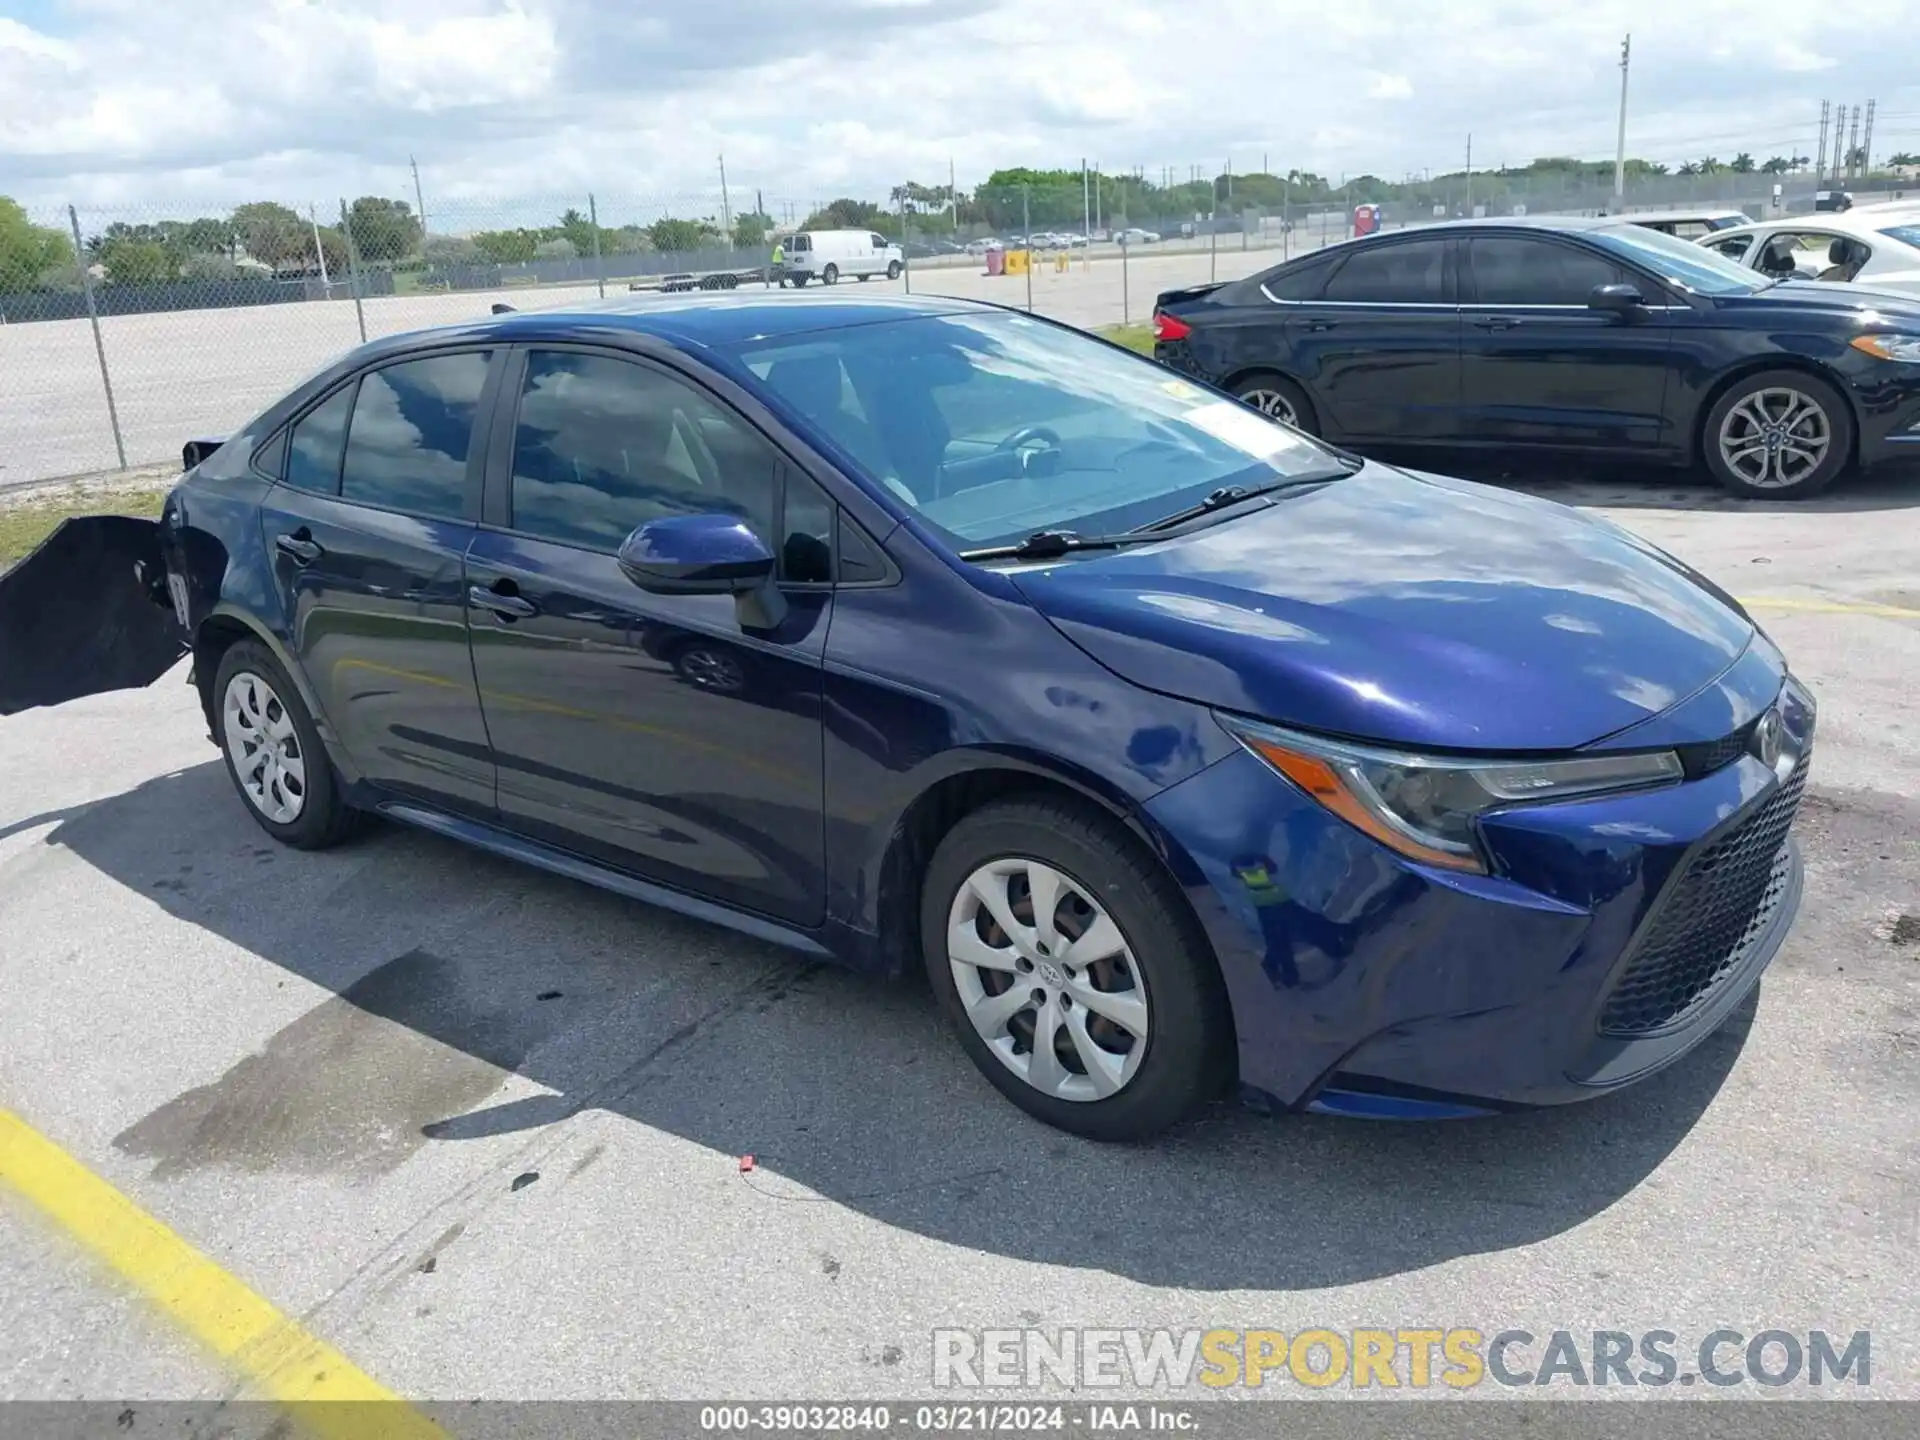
921;797;1233;1141
1231;371;1317;435
1702;369;1852;499
213;639;357;849
887;260;902;280
822;263;839;285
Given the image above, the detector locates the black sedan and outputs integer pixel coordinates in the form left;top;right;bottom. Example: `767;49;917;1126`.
1152;217;1920;498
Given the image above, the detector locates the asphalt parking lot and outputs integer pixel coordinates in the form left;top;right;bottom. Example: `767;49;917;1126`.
2;463;1918;1423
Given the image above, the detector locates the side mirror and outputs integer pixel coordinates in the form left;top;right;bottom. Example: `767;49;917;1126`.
1588;282;1646;316
618;513;787;630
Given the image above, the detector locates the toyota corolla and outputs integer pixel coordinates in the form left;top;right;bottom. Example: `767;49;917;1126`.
0;294;1813;1139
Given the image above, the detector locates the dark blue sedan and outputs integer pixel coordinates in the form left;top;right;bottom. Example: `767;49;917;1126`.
0;292;1814;1139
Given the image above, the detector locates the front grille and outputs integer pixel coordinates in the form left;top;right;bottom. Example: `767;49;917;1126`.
1675;717;1757;779
1598;751;1807;1037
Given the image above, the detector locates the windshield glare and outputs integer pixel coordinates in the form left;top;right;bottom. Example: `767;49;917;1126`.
1590;223;1772;295
1879;224;1920;249
730;312;1339;551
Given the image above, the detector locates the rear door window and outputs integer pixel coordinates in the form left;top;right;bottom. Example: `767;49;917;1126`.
1322;239;1450;304
338;351;491;519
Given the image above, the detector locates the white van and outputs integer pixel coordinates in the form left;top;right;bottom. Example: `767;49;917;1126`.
783;229;904;286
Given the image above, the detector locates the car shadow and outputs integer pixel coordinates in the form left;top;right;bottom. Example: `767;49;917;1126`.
33;759;1756;1292
1370;448;1920;514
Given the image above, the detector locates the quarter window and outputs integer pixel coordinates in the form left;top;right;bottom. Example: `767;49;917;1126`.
1322;240;1449;304
283;384;355;494
338;352;490;518
508;351;780;553
1468;237;1625;306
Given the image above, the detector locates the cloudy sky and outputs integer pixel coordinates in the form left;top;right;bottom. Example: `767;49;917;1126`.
4;0;1920;224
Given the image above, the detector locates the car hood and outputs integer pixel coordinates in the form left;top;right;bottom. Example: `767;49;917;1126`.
1010;462;1756;753
1725;277;1920;317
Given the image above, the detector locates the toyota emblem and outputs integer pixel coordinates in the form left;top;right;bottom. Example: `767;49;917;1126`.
1752;707;1785;770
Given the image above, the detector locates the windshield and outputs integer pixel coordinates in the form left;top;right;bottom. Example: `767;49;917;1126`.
1879;224;1920;249
1589;223;1773;295
729;311;1342;550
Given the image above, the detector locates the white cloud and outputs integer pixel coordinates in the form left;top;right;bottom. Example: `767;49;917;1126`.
1;0;1917;220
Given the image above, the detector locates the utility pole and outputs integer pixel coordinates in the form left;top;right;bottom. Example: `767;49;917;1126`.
308;204;331;290
1613;34;1631;211
1081;157;1091;270
1465;134;1473;216
409;154;428;238
1847;107;1862;180
718;154;733;247
1831;105;1848;182
1815;100;1831;185
1862;99;1876;175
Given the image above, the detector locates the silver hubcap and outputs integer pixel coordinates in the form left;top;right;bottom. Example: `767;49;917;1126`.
1718;387;1831;489
222;671;307;825
1241;389;1299;426
947;858;1150;1103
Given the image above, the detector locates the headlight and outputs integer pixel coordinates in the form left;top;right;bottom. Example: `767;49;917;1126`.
1220;716;1684;874
1850;333;1920;362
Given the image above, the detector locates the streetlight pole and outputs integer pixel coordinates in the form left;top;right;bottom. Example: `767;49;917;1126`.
1613;34;1631;211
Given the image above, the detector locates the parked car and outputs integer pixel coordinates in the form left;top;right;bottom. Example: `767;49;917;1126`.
1695;211;1920;298
1116;228;1162;246
778;229;903;286
2;292;1815;1140
1152;216;1920;499
964;237;1003;255
1620;209;1749;240
1814;190;1854;213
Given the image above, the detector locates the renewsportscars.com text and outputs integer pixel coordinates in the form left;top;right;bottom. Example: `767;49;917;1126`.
932;1327;1871;1390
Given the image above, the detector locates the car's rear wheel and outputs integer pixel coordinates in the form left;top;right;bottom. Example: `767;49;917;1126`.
920;797;1232;1141
214;640;357;849
1702;369;1852;500
1231;372;1317;435
822;263;839;285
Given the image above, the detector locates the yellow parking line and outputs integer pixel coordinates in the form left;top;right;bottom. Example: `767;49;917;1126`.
0;1108;444;1440
1737;596;1920;620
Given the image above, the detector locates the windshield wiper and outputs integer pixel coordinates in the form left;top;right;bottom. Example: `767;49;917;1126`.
958;529;1170;562
1132;468;1356;533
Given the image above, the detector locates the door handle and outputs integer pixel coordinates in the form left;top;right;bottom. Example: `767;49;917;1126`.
468;584;538;620
1472;316;1521;331
274;531;323;564
1304;318;1339;332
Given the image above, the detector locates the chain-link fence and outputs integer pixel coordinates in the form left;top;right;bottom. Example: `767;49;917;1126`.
5;164;1918;487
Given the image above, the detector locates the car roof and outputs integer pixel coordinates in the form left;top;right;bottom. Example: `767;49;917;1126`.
397;291;991;353
1619;209;1748;221
1712;211;1920;238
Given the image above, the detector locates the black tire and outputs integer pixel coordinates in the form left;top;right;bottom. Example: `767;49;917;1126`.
212;640;358;850
887;260;902;281
1700;368;1852;500
920;797;1233;1141
822;263;839;285
1231;371;1318;435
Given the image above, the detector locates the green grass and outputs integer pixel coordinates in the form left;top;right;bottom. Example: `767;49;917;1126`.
0;489;166;568
1102;323;1155;356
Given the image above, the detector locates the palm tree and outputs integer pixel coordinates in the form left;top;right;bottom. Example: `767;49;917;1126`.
1677;161;1701;177
1760;156;1790;175
1731;153;1756;173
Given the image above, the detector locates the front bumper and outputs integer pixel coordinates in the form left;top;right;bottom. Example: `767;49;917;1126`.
0;514;184;716
1144;707;1812;1115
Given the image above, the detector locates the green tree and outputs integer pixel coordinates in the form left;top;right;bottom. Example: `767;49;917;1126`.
230;202;309;268
345;197;421;263
646;217;715;253
422;234;481;266
471;229;541;263
1760;156;1792;175
0;197;76;289
534;237;577;260
1890;151;1920;167
1731;152;1756;173
100;239;176;284
731;211;774;248
556;207;601;257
